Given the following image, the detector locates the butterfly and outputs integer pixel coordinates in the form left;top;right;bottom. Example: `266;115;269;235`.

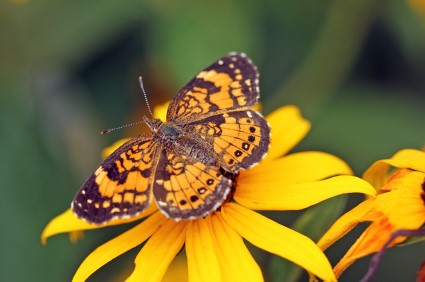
72;52;271;224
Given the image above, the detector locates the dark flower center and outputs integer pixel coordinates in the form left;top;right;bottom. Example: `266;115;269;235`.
216;169;239;212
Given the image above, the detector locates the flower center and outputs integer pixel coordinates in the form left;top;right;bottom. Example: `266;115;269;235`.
421;178;425;205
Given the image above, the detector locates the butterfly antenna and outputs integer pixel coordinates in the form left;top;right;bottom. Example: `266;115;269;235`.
100;121;145;135
139;76;154;118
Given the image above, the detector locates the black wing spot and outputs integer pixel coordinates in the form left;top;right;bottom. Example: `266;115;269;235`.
190;195;199;202
242;143;250;151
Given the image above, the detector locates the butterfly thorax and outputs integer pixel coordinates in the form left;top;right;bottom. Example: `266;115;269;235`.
157;122;181;141
144;116;182;142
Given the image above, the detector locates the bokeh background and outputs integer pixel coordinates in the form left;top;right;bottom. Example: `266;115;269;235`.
1;0;425;281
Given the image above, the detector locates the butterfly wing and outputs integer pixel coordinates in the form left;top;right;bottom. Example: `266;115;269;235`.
72;135;159;224
152;148;231;220
166;52;260;122
184;109;270;173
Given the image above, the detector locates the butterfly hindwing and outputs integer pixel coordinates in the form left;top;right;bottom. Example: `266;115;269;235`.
152;148;231;220
72;135;158;224
166;53;260;122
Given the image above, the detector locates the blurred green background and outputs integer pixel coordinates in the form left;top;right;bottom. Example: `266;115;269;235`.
1;0;425;281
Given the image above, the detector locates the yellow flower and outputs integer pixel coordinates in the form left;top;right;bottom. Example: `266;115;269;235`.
42;104;375;282
317;149;425;278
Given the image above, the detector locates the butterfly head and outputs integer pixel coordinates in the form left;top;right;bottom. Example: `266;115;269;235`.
143;115;163;133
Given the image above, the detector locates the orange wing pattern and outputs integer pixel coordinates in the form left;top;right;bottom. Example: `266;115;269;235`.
71;52;270;224
72;136;158;224
152;149;231;220
166;53;260;122
184;110;270;173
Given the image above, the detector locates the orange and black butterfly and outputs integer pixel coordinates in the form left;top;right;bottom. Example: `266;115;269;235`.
72;52;270;224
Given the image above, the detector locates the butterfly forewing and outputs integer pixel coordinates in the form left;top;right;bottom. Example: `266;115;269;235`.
72;136;158;224
166;53;260;122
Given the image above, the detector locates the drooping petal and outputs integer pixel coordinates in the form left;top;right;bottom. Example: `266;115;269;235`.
239;151;353;186
318;169;425;278
235;175;375;211
205;213;263;282
263;106;311;162
363;149;425;188
317;199;376;251
186;219;221;282
41;204;158;244
333;217;398;278
221;203;336;282
72;211;167;282
126;219;187;282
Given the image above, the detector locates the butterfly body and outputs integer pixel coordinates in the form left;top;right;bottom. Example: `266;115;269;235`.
72;53;270;224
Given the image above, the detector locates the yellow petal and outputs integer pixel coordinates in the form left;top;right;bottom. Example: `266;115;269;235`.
333;217;396;277
205;213;263;282
126;219;187;282
186;219;221;282
72;212;167;282
363;149;425;188
263;105;311;162
369;170;425;229
235;175;376;211
162;254;188;282
317;199;375;251
153;101;170;121
221;203;336;282
41;204;158;244
240;151;353;186
102;138;131;159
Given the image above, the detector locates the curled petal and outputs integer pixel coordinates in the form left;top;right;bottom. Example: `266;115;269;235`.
221;203;336;282
372;170;425;229
263;106;311;162
186;219;221;282
235;175;376;211
126;219;187;282
41;204;158;244
363;149;425;188
73;212;167;282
